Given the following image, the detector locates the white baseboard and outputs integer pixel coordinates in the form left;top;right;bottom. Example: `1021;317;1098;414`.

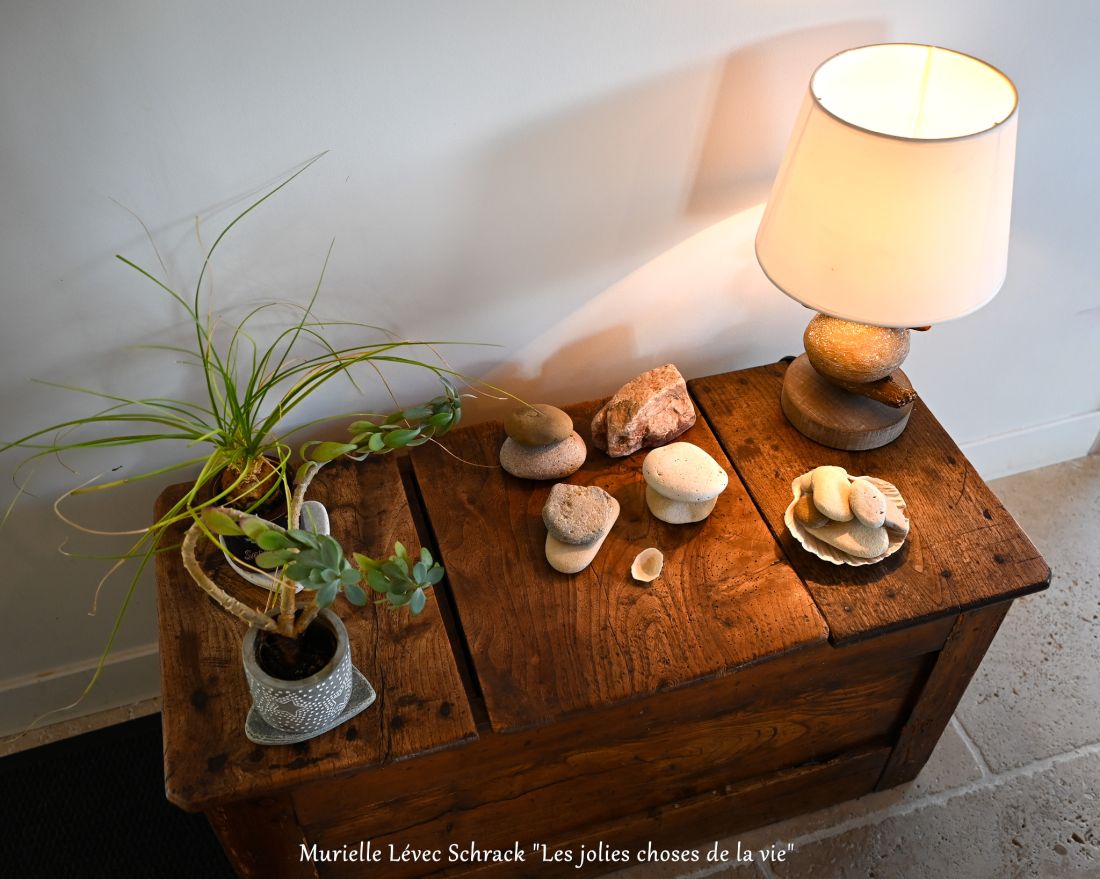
0;642;161;741
960;410;1100;481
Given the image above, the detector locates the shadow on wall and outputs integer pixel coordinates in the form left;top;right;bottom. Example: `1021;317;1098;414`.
461;21;886;421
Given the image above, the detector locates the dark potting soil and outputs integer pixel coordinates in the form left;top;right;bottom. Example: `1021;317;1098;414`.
255;619;337;680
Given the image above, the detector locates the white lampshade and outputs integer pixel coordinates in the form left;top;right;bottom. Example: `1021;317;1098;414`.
756;44;1018;328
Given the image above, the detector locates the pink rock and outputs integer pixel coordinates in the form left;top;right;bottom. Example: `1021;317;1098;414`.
591;364;697;457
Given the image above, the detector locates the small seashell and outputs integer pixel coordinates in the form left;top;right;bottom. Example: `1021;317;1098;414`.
631;547;664;583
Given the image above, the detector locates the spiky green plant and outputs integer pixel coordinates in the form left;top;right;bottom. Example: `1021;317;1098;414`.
0;155;488;713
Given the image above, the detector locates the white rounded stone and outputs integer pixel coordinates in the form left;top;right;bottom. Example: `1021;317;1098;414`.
810;465;852;522
645;484;718;524
641;442;728;503
849;478;887;528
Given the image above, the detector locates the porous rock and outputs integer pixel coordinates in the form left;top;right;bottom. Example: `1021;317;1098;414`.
504;404;573;446
591;364;696;457
500;433;585;480
545;497;620;574
642;442;728;503
645;485;718;525
542;483;615;545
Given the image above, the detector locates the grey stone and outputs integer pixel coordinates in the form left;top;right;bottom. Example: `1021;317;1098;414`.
542;483;615;545
545;497;619;574
504;403;573;446
499;432;586;480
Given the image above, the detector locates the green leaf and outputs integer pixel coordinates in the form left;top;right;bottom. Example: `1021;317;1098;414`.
409;588;427;615
384;428;420;448
319;535;341;569
240;517;268;541
353;552;379;572
394;541;407;560
344;582;367;606
349;420;379;433
256;531;289;551
413;560;427;584
255;549;296;568
285;528;320;549
316;581;339;607
314;441;358;463
388;591;410;607
426;565;445;585
201;509;243;536
402;406;432;421
285;562;312;581
419;546;432;566
366;569;390;593
367;432;386;452
427;411;452;428
382;561;406;581
340;566;361;586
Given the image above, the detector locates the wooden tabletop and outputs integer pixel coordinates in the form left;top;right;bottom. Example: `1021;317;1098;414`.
690;363;1051;644
410;397;828;734
155;458;476;812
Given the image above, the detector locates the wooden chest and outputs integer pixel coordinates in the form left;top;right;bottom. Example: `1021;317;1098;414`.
154;363;1049;878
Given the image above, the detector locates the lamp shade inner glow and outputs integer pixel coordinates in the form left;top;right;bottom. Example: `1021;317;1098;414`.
756;43;1018;328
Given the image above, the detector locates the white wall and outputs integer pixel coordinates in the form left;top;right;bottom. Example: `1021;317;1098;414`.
1;1;1097;734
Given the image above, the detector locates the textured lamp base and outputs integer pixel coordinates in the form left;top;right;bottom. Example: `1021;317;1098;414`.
781;355;913;450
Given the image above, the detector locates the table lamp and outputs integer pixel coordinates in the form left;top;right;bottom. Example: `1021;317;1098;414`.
756;43;1018;450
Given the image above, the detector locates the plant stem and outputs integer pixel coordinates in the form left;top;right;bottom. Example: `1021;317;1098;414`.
181;520;279;632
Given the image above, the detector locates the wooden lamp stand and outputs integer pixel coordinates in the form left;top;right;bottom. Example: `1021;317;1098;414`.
781;313;922;451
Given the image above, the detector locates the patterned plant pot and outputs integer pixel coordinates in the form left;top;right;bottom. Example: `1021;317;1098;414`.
242;608;352;737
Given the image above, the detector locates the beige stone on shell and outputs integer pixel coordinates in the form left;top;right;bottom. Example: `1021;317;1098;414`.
793;493;830;529
630;548;664;583
849;478;887;528
545;497;620;574
499;432;585;480
645;485;718;524
806;519;890;559
810;465;852;522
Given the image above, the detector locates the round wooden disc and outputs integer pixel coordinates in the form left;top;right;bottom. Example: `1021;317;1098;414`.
781;355;913;451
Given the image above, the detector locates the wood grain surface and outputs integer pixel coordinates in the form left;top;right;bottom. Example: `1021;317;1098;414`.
155;457;476;812
410;397;827;733
295;615;949;879
690;363;1050;644
877;601;1011;789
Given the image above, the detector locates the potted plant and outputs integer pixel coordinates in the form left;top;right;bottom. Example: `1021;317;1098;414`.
0;156;488;717
194;492;443;742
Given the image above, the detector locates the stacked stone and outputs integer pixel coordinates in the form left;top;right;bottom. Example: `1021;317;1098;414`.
499;404;585;480
541;483;620;574
641;442;729;524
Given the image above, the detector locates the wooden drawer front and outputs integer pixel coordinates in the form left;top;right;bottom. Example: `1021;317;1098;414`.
314;746;892;879
293;623;950;877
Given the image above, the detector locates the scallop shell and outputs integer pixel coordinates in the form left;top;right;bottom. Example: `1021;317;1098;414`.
784;473;909;566
630;547;664;583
